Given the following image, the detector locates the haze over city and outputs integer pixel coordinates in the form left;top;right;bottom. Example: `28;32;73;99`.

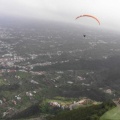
0;0;120;31
0;0;120;120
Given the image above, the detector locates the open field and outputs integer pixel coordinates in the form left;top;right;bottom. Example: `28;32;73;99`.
100;107;120;120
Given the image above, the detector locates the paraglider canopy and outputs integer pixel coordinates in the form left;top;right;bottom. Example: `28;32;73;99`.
76;14;100;25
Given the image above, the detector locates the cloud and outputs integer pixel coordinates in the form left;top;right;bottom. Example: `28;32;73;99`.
0;0;120;31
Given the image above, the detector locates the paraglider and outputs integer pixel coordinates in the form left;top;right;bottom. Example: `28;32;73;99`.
83;34;86;37
75;14;100;25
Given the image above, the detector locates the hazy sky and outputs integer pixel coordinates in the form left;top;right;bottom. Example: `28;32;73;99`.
0;0;120;31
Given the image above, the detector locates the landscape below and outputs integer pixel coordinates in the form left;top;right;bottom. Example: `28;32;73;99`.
0;21;120;119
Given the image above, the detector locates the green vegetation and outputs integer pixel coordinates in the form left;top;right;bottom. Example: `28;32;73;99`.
33;56;120;71
47;101;116;120
1;23;120;120
46;97;77;105
0;78;8;86
16;71;31;79
39;101;62;115
100;107;120;120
